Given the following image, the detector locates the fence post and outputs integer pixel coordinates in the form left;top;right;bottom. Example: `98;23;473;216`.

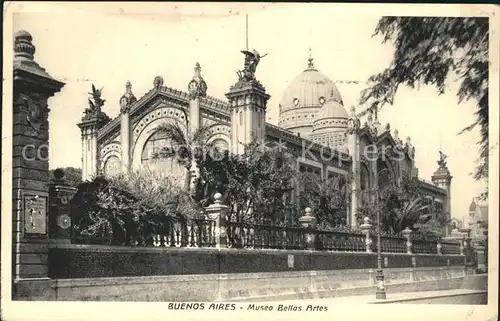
205;193;228;249
49;169;77;244
298;207;316;250
359;217;373;253
436;241;442;255
402;227;412;254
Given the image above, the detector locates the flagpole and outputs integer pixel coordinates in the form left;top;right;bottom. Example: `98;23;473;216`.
246;14;249;50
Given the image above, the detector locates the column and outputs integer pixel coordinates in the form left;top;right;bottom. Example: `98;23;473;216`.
12;30;65;299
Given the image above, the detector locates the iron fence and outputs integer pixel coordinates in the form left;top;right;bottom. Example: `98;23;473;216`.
71;216;216;248
71;217;463;255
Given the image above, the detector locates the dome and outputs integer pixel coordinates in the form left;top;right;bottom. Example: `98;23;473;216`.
308;89;349;149
278;56;343;138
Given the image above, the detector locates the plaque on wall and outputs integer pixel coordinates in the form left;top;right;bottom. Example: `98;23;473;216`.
24;194;47;234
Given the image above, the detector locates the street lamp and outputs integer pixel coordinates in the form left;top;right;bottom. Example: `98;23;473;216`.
372;167;392;300
374;186;387;299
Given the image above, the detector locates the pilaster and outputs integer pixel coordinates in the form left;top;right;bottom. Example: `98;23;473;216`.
119;81;137;174
346;106;361;227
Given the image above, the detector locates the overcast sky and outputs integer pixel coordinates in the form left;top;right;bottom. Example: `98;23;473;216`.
11;3;487;222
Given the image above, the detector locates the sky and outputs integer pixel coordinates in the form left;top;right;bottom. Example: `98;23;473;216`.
11;2;487;223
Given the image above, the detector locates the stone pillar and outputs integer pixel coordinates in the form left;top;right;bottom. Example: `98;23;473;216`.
78;84;111;180
431;152;453;235
436;241;442;255
205;193;228;249
119;81;137;174
226;51;270;155
188;63;206;193
49;169;77;244
12;30;65;299
359;217;373;253
402;227;412;254
346;106;361;227
299;207;317;250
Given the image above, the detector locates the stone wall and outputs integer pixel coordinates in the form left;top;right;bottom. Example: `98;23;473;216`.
49;244;465;279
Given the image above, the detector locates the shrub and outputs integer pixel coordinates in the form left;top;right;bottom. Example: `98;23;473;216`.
71;168;203;245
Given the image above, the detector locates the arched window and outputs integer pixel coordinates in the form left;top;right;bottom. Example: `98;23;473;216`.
360;163;370;191
211;138;229;152
141;131;185;181
103;155;121;177
377;158;393;190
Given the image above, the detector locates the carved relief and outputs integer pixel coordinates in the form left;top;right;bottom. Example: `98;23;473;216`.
19;93;47;133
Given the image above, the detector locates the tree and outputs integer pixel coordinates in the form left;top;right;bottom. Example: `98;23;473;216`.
195;140;297;224
297;173;349;228
357;173;431;233
360;17;489;181
50;167;82;187
152;123;214;192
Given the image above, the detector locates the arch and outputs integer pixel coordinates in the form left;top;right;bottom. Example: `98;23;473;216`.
137;129;186;182
102;154;121;177
131;114;187;169
206;124;231;151
377;156;394;190
132;106;187;143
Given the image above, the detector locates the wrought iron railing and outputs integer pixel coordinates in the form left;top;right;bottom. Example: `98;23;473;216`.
72;216;216;248
411;232;438;254
441;240;462;255
71;217;463;255
376;231;407;253
226;222;306;249
315;227;366;252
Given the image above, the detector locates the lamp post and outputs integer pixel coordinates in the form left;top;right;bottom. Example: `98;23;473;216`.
375;188;386;299
372;167;392;300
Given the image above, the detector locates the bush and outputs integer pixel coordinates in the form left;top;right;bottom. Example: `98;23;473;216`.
71;168;203;245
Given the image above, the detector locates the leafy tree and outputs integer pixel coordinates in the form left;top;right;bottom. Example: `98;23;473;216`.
360;17;489;181
50;167;82;187
195;140;297;224
356;173;431;233
297;173;349;228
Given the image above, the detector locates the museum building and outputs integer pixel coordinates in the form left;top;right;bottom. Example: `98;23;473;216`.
78;50;452;228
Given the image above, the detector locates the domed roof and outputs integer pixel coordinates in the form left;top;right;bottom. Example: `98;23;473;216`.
314;94;349;122
279;58;343;113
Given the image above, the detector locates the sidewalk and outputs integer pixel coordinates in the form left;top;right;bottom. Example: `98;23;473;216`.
271;289;487;304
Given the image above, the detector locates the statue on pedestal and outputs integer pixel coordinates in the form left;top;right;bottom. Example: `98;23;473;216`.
83;84;106;120
237;49;267;81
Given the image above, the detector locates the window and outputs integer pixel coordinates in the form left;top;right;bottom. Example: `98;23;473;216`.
103;156;121;177
141;131;185;180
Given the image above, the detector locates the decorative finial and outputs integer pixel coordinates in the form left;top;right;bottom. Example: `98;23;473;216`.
120;81;137;113
394;129;399;138
350;106;356;116
307;47;314;69
385;123;390;131
305;207;313;216
194;62;201;77
154;76;164;90
14;30;36;61
214;192;222;204
188;62;207;99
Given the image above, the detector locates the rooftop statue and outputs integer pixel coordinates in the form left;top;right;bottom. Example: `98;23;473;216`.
438;151;448;167
237;49;267;81
83;84;106;120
